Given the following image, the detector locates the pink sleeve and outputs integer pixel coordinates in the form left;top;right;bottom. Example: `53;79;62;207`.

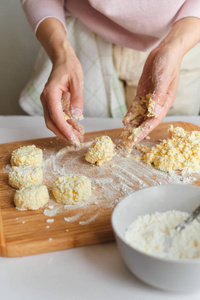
20;0;67;35
175;0;200;22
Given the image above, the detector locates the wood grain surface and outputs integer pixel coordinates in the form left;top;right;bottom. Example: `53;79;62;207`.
0;121;199;257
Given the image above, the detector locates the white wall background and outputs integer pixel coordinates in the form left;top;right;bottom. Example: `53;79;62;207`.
0;0;40;115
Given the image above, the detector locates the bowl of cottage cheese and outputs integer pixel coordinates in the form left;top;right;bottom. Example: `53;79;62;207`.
111;184;200;292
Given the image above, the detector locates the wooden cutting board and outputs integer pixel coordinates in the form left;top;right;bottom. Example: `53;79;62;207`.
0;121;200;257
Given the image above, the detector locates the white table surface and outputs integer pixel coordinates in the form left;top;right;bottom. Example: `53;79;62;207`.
1;115;200;300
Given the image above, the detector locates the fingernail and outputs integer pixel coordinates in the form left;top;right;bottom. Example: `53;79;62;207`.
71;108;83;120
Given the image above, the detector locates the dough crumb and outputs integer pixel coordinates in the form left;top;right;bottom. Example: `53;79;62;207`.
53;175;91;205
48;205;54;210
142;125;200;173
85;135;114;166
11;145;43;167
46;219;54;223
122;93;156;152
14;185;49;210
9;164;43;189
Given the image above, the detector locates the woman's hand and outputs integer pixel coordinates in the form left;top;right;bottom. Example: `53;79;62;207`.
123;17;200;148
123;43;181;147
37;18;84;145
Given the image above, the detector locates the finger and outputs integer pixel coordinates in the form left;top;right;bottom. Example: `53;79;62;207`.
137;51;156;96
61;92;84;138
67;118;85;136
69;74;84;120
41;93;75;143
123;96;144;126
61;91;71;115
132;75;179;146
47;87;81;144
150;54;177;115
42;89;81;145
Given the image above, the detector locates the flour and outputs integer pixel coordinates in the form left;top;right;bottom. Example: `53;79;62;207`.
125;210;200;260
112;164;148;188
44;207;61;217
6;164;11;170
39;137;200;226
79;214;98;225
64;203;89;210
64;215;81;222
46;219;54;223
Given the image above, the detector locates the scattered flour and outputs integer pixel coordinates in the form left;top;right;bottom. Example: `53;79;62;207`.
64;215;81;222
4;133;199;227
46;219;54;223
44;207;61;217
40;137;199;226
79;214;98;225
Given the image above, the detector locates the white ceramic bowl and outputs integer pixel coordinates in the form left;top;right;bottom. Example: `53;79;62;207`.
111;184;200;292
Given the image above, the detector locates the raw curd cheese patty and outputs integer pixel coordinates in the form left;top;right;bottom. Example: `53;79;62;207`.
9;164;43;189
14;185;49;210
53;175;91;205
11;145;43;167
85;135;114;166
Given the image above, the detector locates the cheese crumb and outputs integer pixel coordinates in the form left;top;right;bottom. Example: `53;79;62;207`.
143;125;200;173
122;93;156;152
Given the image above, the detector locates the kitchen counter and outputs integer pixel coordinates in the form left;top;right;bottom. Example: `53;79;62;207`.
1;115;200;300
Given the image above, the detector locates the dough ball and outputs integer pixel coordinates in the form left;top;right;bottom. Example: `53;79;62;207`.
14;185;49;210
9;165;43;189
11;145;43;167
85;136;114;166
53;175;91;205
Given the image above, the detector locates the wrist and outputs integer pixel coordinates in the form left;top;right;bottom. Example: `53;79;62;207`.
50;39;71;65
158;17;200;58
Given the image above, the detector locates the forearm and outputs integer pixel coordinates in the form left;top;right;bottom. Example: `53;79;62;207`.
21;0;66;34
159;17;200;57
36;17;71;65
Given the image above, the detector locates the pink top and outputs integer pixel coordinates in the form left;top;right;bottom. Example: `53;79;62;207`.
21;0;200;51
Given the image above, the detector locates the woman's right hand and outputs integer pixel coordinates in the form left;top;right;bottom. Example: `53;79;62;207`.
123;17;200;150
37;18;84;146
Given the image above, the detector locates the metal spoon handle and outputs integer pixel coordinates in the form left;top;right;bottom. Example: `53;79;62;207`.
175;205;200;233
